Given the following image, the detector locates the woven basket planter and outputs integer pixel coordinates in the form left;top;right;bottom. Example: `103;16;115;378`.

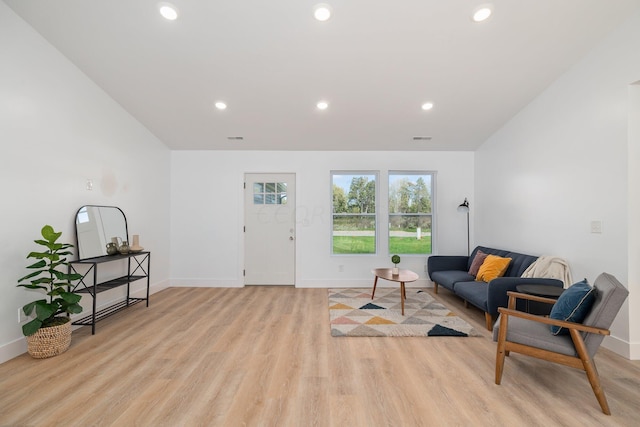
26;319;72;359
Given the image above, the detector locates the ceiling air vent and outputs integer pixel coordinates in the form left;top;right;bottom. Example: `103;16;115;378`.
412;136;433;141
227;136;244;141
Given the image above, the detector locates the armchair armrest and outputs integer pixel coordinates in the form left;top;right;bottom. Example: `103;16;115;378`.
427;255;469;277
497;307;610;336
506;291;558;308
486;277;563;317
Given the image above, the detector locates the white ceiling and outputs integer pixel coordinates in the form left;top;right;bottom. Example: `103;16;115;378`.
5;0;640;151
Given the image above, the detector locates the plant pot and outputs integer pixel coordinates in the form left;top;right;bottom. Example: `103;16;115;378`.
26;318;71;359
392;267;399;275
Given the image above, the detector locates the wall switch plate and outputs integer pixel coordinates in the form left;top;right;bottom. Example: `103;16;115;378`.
591;220;603;234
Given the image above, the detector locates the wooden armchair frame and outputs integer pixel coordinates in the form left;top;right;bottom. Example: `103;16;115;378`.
495;291;612;415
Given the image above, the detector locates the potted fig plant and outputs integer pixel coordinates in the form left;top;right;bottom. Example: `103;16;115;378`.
391;254;401;275
17;225;83;358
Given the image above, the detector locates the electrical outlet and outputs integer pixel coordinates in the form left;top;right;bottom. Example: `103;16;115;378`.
591;220;603;234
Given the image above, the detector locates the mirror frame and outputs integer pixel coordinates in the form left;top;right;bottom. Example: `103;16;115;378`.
74;205;129;260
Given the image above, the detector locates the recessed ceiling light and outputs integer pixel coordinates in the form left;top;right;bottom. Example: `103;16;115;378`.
421;102;434;111
472;5;492;22
314;4;332;22
159;3;179;21
317;101;329;110
215;102;227;110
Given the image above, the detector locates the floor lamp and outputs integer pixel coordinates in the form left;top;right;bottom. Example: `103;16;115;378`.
457;198;470;256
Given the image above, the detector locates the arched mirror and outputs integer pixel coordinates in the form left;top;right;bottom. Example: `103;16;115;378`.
75;205;128;259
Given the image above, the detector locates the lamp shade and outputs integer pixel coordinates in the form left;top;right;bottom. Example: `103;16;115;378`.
457;198;470;213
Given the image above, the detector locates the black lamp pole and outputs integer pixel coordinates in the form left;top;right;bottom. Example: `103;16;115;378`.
458;198;470;256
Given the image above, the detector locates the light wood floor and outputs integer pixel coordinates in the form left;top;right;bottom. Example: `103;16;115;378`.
1;286;639;427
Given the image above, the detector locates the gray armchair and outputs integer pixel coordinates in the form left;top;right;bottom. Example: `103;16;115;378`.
493;272;629;415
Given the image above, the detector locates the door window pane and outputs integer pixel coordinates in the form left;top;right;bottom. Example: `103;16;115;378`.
253;182;287;205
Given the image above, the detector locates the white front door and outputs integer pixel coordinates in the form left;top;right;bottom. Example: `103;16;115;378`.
244;173;296;285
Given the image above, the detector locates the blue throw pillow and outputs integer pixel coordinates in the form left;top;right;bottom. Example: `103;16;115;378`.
549;279;597;335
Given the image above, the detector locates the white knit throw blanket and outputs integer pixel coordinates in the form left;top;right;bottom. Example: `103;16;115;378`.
521;256;573;288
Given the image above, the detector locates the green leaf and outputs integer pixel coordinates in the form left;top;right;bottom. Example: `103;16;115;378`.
17;284;48;292
22;300;42;316
26;251;50;260
60;292;82;304
66;303;83;314
17;270;45;282
22;319;43;336
26;260;47;269
41;225;62;243
34;302;55;321
30;277;53;285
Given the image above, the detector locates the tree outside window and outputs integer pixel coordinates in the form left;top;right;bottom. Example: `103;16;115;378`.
332;172;377;254
389;172;434;255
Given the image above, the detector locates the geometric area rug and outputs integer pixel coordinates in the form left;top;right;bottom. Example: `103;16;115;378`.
329;288;480;337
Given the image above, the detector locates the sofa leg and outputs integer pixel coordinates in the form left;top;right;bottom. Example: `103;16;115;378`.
433;282;439;294
485;312;494;331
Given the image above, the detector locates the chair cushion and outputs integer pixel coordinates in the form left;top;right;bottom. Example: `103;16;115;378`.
476;255;511;282
468;250;488;276
492;315;577;357
549;279;596;335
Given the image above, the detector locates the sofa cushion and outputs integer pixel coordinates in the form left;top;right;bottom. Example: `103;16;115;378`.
453;281;489;312
549;279;596;335
472;246;538;277
476;255;511;282
468;250;488;276
430;270;475;291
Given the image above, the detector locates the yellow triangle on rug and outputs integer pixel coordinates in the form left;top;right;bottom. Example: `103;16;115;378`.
365;316;396;325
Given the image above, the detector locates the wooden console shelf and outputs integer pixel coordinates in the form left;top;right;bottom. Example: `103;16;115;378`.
69;252;150;334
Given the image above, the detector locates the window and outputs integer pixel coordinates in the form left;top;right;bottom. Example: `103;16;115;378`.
331;172;377;254
253;182;287;205
388;172;434;255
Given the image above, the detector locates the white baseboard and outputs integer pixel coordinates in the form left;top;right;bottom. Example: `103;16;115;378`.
170;278;244;287
295;279;432;288
0;279;171;365
602;334;634;359
0;337;27;365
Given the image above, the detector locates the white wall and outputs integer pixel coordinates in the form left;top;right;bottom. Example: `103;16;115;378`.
475;11;640;358
171;151;474;288
0;3;171;363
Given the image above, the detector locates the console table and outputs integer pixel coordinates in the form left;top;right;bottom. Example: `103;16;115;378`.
69;252;150;334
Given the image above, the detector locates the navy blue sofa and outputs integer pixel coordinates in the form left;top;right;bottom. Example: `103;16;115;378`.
427;246;563;330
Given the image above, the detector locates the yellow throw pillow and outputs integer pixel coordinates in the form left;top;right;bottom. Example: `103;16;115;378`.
476;255;512;282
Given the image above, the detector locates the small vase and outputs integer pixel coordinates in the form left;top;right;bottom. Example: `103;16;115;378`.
129;234;144;252
118;241;130;254
106;242;118;255
392;267;399;275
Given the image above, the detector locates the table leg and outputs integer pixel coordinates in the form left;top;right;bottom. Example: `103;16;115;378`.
400;282;405;315
371;276;379;299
